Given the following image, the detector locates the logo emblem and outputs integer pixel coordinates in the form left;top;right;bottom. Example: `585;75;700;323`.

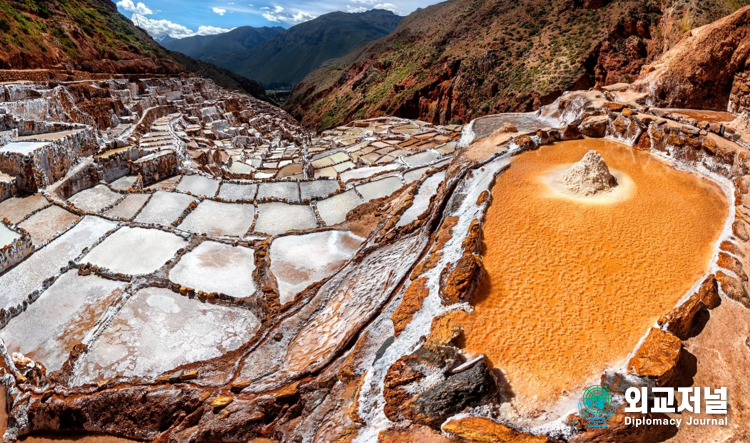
579;385;615;427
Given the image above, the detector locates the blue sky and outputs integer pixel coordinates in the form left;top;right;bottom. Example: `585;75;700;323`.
116;0;441;40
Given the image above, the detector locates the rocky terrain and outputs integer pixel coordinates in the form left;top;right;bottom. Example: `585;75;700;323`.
0;2;750;443
284;0;750;131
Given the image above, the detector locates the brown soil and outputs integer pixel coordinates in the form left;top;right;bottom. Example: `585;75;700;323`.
458;139;728;412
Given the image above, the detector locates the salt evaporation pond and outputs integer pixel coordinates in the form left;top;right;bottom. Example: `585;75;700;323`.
0;217;117;310
316;190;363;226
0;223;20;246
18;205;79;245
257;181;300;203
178;200;255;237
355;176;403;202
176;175;220;197
73;287;260;384
457;139;729;413
0;194;50;224
397;171;445;227
219;182;257;200
83;226;187;275
270;230;364;305
170;241;256;297
0;272;126;372
104;194;150;220
134;191;196;226
254;202;318;235
68;185;124;212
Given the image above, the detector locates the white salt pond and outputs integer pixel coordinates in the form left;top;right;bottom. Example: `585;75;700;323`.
176;175;220;197
170;241;256;297
402;150;441;168
134;191;197;227
403;166;430;183
340;164;401;183
257;182;300;203
355;176;404;202
219;182;257;201
68;185;124;213
83;227;187;275
104;194;150;220
18;205;80;245
0;272;126;372
397;171;445;227
300;180;340;201
0;141;50;155
0;216;117;309
0;223;20;246
178;200;255;237
316;189;363;226
0;194;50;223
270;230;364;305
73;287;260;384
109;175;139;191
254;202;318;235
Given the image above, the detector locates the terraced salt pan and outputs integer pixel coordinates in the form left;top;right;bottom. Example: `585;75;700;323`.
459;139;729;412
178;200;254;237
270;230;364;305
0;272;126;372
0;223;20;246
0;141;50;155
402;150;441;168
73;287;260;384
134;191;196;227
316;190;363;226
83;227;187;275
403;166;430;183
0;194;50;223
104;194;150;220
355;176;404;202
170;241;256;298
0;216;117;310
219;182;257;200
300;180;340;201
257;181;300;203
254;202;317;235
397;171;445;227
109;175;139;191
18;205;80;245
68;185;124;213
340;164;401;183
176;175;220;197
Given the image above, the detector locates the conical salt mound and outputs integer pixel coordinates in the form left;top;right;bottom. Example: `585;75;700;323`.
561;150;618;196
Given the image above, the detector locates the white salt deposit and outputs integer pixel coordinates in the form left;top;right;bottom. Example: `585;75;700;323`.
340;164;401;183
68;185;124;213
109;175;139;191
104;194;150;220
83;226;187;275
300;180;340;201
18;205;80;245
170;241;256;298
0;141;50;155
257;181;300;203
270;230;364;305
219;182;257;200
0;216;117;310
316;190;364;226
134;191;197;227
403;167;430;183
0;272;126;372
0;223;20;246
397;171;446;227
178;200;255;237
355;176;404;202
402;150;441;168
254;202;318;235
73;287;260;384
176;175;220;197
0;194;50;223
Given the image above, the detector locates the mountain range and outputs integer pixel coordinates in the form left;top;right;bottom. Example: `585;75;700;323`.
164;9;403;89
0;0;270;101
284;0;750;130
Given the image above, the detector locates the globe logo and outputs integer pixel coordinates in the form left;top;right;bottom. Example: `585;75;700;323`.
579;385;615;427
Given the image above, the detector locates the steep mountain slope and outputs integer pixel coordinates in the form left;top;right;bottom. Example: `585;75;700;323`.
0;0;181;73
205;9;403;88
285;0;750;130
163;26;284;60
0;0;270;101
633;5;750;110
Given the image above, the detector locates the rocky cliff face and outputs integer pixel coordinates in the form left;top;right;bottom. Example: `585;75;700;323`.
634;5;750;111
284;0;750;131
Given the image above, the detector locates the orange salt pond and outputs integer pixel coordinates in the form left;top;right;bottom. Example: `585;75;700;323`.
459;139;728;412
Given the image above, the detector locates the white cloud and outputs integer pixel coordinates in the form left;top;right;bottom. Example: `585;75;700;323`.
131;13;231;39
212;7;227;15
274;5;285;13
346;5;368;13
373;3;398;13
116;0;153;15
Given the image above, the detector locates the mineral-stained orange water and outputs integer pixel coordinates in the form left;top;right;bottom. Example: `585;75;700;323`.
459;139;728;411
